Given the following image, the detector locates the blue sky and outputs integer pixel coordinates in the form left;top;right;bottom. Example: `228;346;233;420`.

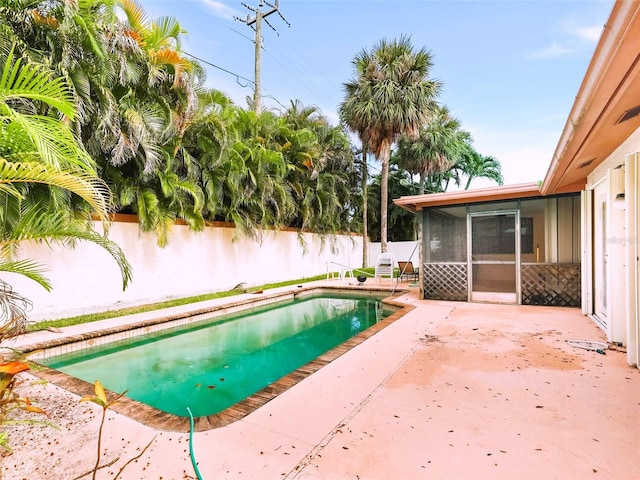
142;0;614;187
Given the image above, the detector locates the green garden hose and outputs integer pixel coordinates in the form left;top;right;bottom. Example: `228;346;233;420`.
186;407;204;480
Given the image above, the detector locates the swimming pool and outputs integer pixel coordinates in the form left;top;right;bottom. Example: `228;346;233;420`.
33;289;405;428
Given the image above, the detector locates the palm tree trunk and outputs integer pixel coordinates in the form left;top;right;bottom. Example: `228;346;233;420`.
361;150;368;267
380;146;391;253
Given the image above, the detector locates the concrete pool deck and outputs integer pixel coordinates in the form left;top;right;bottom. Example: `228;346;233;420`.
3;281;640;479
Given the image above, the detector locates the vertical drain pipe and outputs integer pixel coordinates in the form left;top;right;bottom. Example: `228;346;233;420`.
187;407;204;480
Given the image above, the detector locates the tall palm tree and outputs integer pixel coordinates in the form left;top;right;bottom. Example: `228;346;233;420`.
456;148;504;190
339;35;441;252
396;104;471;194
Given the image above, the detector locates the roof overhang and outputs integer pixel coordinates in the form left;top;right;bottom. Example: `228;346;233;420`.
541;0;640;195
394;182;542;212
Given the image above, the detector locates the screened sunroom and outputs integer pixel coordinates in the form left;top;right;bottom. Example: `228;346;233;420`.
395;184;581;306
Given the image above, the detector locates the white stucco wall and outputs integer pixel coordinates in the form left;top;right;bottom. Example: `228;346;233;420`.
586;125;640;366
367;241;420;268
2;219;363;322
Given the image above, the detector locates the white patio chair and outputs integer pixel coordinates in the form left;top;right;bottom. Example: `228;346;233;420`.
326;261;354;281
374;252;394;284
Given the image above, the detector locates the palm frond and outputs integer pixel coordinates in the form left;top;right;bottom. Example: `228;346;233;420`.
1;207;132;290
0;159;112;221
117;0;149;40
4;111;95;170
0;48;75;119
148;16;184;49
0;278;32;340
0;259;51;291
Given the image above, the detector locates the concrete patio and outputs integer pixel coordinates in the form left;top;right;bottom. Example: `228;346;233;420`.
3;284;639;479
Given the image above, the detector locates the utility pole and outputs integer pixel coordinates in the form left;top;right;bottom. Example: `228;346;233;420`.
236;1;288;113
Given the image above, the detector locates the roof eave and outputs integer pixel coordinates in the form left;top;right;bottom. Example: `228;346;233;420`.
393;182;542;212
541;0;640;195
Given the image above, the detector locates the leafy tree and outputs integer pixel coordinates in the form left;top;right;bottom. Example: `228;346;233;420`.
99;0;205;242
1;0;364;248
282;101;358;237
0;46;131;292
282;99;326;131
425;169;460;193
396;104;471;194
1;0;206;244
455;148;504;189
171;88;232;225
217;108;294;238
340;35;441;252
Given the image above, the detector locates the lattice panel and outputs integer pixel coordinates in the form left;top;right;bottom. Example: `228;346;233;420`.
521;263;581;306
423;263;468;301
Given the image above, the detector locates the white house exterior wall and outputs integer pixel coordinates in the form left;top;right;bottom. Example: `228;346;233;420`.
3;221;363;322
625;152;640;366
586;126;640;366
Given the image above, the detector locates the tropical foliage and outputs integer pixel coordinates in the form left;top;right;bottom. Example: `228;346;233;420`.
0;43;132;291
367;142;504;241
396;104;472;194
2;0;361;244
366;159;419;242
1;0;502;250
0;0;503;254
340;35;441;252
455;149;504;190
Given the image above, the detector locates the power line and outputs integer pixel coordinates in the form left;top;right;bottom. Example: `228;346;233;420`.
229;27;255;44
283;24;336;92
176;1;336;118
261;46;327;106
183;50;289;112
183;51;254;89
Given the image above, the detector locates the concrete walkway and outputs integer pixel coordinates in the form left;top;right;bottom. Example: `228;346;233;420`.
3;287;640;479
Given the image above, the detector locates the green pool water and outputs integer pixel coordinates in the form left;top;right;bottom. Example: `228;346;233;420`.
42;293;392;417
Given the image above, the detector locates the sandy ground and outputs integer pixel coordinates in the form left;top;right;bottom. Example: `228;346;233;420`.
2;296;640;480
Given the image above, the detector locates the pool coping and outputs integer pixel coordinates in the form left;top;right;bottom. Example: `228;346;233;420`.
23;284;415;432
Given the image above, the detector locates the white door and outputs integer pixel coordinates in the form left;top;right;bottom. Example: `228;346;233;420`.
593;183;608;327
